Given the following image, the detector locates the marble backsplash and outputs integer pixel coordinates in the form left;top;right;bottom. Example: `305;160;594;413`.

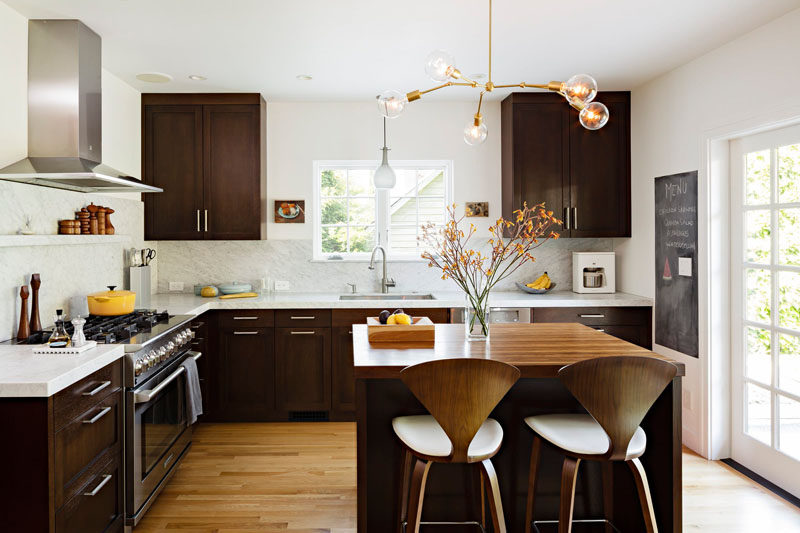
0;181;155;341
156;238;612;295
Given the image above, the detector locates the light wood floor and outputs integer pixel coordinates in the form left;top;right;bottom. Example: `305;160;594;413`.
134;422;800;533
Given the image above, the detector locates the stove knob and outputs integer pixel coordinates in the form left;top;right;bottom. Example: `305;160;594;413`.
134;360;144;376
147;350;157;368
157;347;168;362
188;328;196;340
166;342;176;357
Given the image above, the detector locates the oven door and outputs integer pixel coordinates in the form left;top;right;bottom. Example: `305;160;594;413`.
126;350;201;524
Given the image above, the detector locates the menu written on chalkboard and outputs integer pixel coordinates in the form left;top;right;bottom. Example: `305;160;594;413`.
654;171;698;357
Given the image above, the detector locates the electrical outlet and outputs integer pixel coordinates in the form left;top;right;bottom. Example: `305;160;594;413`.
274;280;290;291
169;281;184;292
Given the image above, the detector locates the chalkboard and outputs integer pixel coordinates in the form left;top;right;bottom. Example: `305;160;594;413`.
654;171;698;357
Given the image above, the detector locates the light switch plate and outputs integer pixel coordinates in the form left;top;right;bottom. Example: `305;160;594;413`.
678;257;692;277
274;280;290;291
169;281;184;292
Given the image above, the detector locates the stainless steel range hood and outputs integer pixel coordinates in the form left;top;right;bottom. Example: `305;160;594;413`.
0;20;162;194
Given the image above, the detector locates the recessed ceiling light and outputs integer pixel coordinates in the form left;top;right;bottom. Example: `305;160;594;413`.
188;75;207;81
135;72;172;83
470;73;487;80
296;74;313;81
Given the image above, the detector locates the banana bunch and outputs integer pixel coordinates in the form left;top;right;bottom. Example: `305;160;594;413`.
526;272;552;290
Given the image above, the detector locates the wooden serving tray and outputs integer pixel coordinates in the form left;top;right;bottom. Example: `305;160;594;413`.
367;316;435;343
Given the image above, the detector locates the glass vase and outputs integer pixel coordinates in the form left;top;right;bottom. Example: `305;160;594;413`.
464;293;490;341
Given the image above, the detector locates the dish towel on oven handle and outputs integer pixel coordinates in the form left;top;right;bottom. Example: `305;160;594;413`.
182;356;203;425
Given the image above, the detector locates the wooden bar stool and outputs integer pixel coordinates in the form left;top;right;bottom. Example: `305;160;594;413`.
393;358;520;533
523;356;677;533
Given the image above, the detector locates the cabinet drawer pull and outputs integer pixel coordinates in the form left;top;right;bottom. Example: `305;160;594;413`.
290;316;316;320
83;474;112;496
82;380;111;397
82;406;111;424
290;331;315;335
164;453;175;469
233;316;259;320
595;328;606;332
233;331;259;335
190;322;205;329
579;314;605;318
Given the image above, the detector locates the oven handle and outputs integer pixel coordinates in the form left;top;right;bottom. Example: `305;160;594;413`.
133;351;202;404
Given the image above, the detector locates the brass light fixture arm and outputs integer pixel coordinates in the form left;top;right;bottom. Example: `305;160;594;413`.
407;82;482;102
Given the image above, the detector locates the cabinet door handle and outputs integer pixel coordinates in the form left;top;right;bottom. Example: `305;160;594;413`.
82;380;111;397
233;331;259;335
290;331;315;335
290;316;316;320
564;207;570;230
233;316;259;320
83;406;112;424
83;474;112;496
196;209;201;232
573;207;578;230
595;328;606;332
190;322;205;329
204;209;208;232
579;314;605;318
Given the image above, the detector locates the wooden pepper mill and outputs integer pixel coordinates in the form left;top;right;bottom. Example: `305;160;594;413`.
17;286;30;341
30;273;42;333
97;206;107;235
87;203;99;235
104;207;115;235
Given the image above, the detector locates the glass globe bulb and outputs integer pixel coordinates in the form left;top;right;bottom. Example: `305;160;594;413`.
579;102;610;130
373;148;396;189
563;74;597;107
424;49;457;82
463;120;488;146
377;90;407;119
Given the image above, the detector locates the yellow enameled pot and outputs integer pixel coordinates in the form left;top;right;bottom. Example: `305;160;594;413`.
87;286;137;316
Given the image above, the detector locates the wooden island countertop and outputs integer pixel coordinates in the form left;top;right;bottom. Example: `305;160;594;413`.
353;322;685;378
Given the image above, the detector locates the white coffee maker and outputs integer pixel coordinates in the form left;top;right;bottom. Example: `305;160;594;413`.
572;252;616;293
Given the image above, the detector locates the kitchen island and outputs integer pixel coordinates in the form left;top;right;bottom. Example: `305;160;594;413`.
353;323;684;533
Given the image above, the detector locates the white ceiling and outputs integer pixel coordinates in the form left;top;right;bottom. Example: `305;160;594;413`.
5;0;800;101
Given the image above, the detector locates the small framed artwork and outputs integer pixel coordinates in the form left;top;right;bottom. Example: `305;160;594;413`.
274;200;305;223
465;202;489;217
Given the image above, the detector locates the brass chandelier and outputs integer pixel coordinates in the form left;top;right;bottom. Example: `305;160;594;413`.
377;0;609;145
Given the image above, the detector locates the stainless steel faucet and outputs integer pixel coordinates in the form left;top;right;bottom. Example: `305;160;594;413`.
369;245;395;293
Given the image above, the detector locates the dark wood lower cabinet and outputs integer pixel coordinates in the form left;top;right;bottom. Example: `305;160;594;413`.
0;359;124;533
275;327;332;413
331;326;356;420
218;326;275;421
532;306;652;348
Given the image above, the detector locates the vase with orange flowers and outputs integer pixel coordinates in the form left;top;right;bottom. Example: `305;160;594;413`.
421;203;561;340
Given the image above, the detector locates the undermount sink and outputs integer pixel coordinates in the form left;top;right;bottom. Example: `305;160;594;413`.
339;293;436;301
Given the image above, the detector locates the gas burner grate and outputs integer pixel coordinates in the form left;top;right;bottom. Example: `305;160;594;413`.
23;310;171;345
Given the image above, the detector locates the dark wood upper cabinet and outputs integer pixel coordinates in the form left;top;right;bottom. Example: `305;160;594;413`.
501;91;630;238
142;94;266;240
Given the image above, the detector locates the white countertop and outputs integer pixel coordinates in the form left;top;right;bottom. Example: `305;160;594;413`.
0;344;125;398
149;290;652;317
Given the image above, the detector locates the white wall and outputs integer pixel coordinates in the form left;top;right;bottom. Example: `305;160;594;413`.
0;3;146;341
617;7;800;454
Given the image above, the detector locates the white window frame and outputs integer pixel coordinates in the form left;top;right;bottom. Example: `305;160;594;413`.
312;160;453;261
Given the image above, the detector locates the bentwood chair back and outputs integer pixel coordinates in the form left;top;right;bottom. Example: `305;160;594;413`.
558;355;678;461
400;358;520;463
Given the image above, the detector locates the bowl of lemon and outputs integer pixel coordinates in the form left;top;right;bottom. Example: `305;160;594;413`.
516;272;555;294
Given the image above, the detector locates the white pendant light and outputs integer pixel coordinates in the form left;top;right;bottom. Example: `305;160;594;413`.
374;117;396;189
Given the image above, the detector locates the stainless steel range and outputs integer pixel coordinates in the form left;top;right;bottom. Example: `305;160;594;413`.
18;310;201;530
119;312;199;530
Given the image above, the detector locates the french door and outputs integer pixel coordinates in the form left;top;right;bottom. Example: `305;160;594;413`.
730;124;800;498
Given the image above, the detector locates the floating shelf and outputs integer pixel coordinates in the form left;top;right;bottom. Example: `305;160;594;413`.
0;234;132;247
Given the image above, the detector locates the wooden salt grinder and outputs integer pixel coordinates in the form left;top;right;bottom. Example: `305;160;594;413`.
104;207;115;235
87;203;99;235
97;207;107;235
30;273;42;332
17;286;30;341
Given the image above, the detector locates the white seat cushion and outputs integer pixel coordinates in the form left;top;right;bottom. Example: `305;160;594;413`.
392;415;504;461
524;413;647;458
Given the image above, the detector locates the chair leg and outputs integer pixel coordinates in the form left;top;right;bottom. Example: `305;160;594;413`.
524;436;542;533
479;459;507;533
406;458;432;533
601;461;614;533
628;458;658;533
478;467;486;529
397;449;413;533
558;456;581;533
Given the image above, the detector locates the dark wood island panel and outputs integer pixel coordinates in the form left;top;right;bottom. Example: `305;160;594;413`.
353;323;683;533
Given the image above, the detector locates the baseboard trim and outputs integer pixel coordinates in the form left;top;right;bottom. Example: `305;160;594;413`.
720;458;800;509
